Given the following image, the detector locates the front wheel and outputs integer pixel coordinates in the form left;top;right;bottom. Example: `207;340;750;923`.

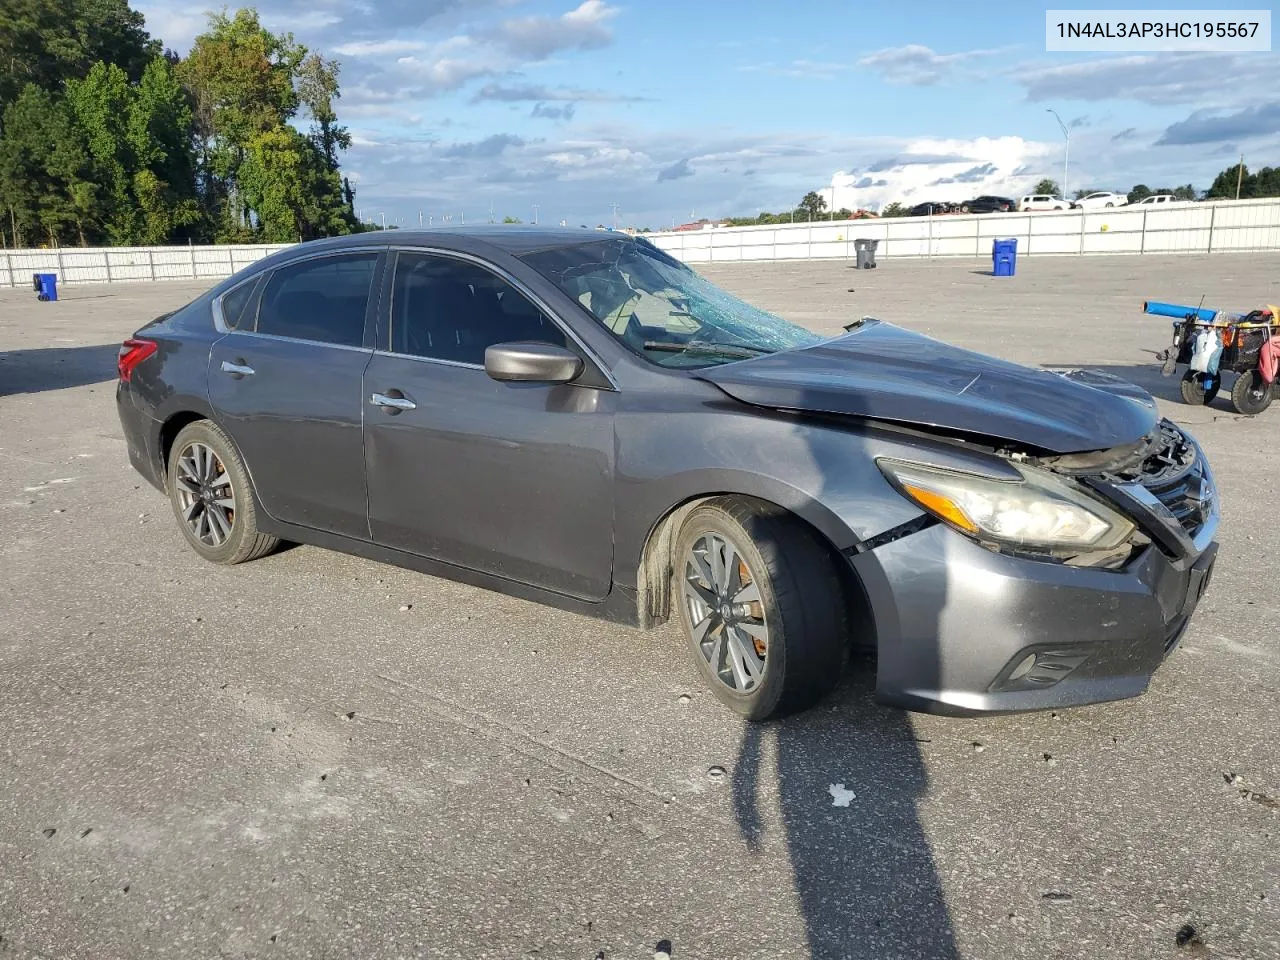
1180;371;1220;405
674;498;848;720
1231;371;1274;415
167;420;279;564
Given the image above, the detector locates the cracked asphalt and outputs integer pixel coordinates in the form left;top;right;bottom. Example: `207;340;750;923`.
1;252;1277;959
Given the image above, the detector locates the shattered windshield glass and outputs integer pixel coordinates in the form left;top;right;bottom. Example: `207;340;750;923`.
521;237;824;367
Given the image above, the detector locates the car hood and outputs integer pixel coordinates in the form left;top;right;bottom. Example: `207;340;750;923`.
697;322;1158;454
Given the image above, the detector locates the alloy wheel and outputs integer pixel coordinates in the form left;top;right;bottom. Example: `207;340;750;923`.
682;532;769;693
174;441;236;547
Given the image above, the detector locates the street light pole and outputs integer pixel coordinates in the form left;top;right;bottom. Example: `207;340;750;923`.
1046;108;1069;200
532;203;539;225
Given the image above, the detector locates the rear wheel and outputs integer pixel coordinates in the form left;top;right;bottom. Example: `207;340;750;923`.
167;420;278;564
1180;371;1220;406
1231;370;1274;415
674;498;848;720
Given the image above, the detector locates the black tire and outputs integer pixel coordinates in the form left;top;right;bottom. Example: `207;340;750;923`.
1231;371;1274;415
1180;371;1220;406
167;420;278;564
673;497;848;720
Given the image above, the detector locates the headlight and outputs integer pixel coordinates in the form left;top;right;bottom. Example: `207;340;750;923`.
877;459;1135;553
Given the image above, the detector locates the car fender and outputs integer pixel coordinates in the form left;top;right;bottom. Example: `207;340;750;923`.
613;410;947;591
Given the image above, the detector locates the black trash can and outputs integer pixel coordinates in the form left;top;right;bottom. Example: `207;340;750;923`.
854;238;879;269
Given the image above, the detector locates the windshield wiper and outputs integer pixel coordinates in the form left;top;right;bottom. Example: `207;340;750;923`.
642;340;774;359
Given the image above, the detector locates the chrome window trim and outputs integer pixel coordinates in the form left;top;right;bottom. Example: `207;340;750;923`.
383;245;619;390
223;330;373;354
375;350;484;371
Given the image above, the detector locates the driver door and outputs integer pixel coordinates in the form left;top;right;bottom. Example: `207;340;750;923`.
362;251;617;601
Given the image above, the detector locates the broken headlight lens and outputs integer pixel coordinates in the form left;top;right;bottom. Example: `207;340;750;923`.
877;459;1135;553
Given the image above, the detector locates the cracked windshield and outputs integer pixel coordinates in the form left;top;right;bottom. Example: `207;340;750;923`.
524;238;824;366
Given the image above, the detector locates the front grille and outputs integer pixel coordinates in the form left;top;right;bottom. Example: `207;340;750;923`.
1148;469;1210;538
1099;420;1212;539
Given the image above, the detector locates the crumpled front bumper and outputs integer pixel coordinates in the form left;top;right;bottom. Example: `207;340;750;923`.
849;429;1220;716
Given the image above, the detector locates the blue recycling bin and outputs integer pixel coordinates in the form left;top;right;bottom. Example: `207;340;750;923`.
33;272;58;301
992;238;1017;277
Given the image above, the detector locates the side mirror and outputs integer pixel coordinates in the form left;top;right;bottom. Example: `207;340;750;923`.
484;342;584;384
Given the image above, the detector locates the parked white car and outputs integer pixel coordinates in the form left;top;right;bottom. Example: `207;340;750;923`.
1072;192;1129;209
1134;194;1182;206
1019;194;1070;211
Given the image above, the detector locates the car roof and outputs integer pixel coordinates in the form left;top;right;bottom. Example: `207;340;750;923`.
281;225;626;258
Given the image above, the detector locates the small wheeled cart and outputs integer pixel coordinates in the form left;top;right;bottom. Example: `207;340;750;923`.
1147;300;1279;415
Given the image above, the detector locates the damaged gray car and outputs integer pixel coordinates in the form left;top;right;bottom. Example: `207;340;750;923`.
116;228;1219;719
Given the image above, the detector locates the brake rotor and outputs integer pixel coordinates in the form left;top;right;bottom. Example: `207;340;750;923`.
738;559;767;656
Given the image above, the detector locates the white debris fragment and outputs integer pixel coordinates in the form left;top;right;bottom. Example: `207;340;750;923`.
828;783;856;807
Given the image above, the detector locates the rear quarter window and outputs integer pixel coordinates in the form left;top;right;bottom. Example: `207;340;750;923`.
218;278;258;330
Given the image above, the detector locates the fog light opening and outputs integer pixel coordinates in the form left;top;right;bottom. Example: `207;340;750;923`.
1008;653;1038;682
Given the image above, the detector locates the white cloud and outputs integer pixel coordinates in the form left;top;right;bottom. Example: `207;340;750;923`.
1157;102;1280;146
134;4;207;52
827;137;1055;210
740;60;854;80
489;0;618;59
857;44;1006;85
334;39;430;56
1017;52;1270;108
392;55;499;94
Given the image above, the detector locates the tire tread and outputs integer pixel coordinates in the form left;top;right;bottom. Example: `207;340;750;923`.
677;496;849;719
167;419;279;565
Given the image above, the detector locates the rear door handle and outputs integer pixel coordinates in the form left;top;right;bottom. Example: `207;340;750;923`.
220;360;255;378
370;392;416;412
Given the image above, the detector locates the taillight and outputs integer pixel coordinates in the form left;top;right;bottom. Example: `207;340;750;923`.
118;338;158;382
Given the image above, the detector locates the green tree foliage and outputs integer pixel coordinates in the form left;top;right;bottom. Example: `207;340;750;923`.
0;85;94;245
1206;163;1280;200
879;202;910;217
0;0;158;109
1128;184;1152;203
1033;178;1060;196
129;57;201;242
180;9;355;242
799;191;827;219
501;215;522;223
1;2;359;247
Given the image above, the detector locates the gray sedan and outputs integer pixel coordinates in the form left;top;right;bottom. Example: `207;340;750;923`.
116;227;1218;719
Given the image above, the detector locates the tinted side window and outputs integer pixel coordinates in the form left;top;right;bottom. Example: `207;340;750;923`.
390;253;566;365
256;253;377;347
218;277;258;330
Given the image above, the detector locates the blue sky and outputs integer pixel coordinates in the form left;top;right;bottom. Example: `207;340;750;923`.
137;0;1275;226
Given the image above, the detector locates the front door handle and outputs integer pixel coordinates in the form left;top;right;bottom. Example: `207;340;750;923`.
220;360;255;378
370;391;416;412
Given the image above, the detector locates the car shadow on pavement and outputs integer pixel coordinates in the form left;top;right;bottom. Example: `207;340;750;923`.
0;344;119;397
731;667;959;959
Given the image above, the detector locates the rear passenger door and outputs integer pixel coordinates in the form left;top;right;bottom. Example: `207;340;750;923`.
362;250;616;601
209;250;383;539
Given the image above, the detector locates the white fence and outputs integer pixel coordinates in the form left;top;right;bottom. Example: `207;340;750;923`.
646;197;1280;263
5;198;1278;287
0;243;292;288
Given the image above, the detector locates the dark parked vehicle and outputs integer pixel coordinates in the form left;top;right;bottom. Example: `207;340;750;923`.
966;195;1017;214
908;201;960;216
118;228;1219;718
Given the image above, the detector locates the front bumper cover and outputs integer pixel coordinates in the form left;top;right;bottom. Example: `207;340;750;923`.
851;426;1220;716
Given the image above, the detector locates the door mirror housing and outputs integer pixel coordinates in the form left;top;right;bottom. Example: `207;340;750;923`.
485;342;584;384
